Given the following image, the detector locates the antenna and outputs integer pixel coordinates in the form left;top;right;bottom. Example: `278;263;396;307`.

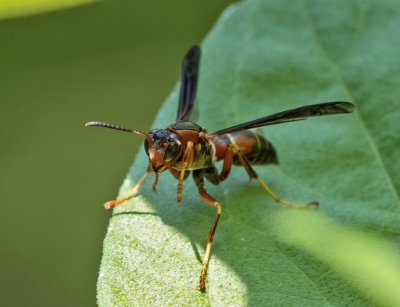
85;121;153;143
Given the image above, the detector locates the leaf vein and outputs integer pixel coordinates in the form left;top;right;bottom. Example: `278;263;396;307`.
299;0;400;208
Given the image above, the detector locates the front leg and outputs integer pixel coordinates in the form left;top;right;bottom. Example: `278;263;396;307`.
169;168;190;181
104;164;152;209
177;141;194;202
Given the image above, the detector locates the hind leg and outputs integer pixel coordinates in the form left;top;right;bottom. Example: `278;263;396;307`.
223;144;318;209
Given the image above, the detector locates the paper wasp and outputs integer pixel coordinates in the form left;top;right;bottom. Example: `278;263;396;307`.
86;46;354;291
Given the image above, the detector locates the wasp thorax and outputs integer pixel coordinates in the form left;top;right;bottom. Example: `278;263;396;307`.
144;129;182;172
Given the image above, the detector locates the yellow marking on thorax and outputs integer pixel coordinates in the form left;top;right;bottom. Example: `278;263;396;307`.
196;143;202;152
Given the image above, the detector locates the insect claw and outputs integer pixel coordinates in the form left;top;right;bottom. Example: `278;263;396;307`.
104;200;116;210
198;284;206;292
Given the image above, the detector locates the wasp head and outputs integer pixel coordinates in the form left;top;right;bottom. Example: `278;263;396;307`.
85;122;182;173
144;129;182;173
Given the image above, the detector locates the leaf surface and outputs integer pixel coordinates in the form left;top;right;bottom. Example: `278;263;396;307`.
97;0;400;305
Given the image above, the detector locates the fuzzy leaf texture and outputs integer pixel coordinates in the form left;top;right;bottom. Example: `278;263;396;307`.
97;0;400;306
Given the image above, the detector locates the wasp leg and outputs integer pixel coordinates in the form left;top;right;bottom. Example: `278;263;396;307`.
219;143;255;182
169;168;190;181
104;165;151;210
228;144;318;209
193;170;222;291
152;173;159;192
177;141;194;202
219;143;234;181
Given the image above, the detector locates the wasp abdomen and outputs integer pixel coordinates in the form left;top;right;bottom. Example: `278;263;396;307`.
214;130;278;165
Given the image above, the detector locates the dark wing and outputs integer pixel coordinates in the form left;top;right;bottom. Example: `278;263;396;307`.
209;101;354;137
176;45;201;121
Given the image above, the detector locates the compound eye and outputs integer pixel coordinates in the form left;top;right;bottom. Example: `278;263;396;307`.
164;142;180;162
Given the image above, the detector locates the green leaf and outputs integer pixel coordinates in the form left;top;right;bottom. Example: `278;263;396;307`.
97;0;400;305
0;0;98;19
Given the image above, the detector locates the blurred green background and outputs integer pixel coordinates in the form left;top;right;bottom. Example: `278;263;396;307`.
0;1;235;305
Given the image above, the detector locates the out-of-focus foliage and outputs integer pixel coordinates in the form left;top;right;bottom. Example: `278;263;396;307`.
97;0;400;305
0;0;97;19
273;210;400;307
